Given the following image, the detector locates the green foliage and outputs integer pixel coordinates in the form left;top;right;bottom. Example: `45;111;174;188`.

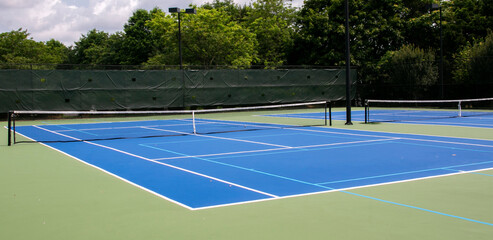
71;9;161;65
44;39;70;64
121;8;160;65
378;44;437;98
146;7;257;67
291;0;407;66
0;0;492;89
446;0;493;54
245;0;296;66
290;0;343;65
401;0;439;48
72;29;113;65
202;0;252;22
0;29;69;66
453;32;493;84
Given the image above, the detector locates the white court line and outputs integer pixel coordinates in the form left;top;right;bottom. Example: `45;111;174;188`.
152;138;397;161
32;125;279;199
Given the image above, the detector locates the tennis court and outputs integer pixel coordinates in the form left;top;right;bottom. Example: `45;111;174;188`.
10;112;493;212
2;104;493;239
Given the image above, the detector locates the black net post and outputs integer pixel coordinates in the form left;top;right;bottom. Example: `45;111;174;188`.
324;101;332;126
13;113;16;144
7;111;12;146
364;100;368;124
329;101;332;126
324;101;327;126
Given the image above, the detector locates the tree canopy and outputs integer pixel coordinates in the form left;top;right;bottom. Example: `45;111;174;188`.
1;0;492;98
0;29;69;65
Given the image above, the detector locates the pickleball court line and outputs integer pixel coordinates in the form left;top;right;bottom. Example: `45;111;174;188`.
344;191;493;226
191;161;493;226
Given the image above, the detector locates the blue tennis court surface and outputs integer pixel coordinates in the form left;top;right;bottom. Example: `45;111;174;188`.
15;119;493;210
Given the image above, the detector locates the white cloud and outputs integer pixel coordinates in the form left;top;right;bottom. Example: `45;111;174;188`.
0;0;40;8
0;0;304;46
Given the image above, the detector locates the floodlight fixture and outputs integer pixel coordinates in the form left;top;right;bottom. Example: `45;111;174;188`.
185;8;197;14
168;7;180;13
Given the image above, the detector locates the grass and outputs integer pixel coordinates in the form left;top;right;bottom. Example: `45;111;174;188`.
1;112;493;239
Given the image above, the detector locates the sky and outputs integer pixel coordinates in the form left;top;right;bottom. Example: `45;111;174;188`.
0;0;304;46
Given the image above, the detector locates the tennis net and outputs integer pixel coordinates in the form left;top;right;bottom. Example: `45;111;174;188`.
7;101;330;145
364;98;493;123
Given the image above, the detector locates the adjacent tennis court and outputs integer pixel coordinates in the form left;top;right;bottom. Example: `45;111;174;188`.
272;109;493;128
359;98;493;128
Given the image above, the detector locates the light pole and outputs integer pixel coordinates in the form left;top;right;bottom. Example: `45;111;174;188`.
345;0;352;125
427;3;444;99
169;7;196;69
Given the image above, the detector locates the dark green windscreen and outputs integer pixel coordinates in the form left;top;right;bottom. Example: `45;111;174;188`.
0;68;356;112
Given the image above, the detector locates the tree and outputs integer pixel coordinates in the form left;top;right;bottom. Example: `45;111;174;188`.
0;29;69;66
378;45;437;99
245;0;296;66
146;7;257;67
291;0;407;66
202;0;251;22
453;32;493;85
71;29;127;65
401;0;442;51
72;29;109;64
446;0;493;56
121;8;160;65
44;39;70;64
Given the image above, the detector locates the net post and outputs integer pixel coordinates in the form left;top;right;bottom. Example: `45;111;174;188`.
324;101;327;126
328;101;332;126
7;111;12;146
458;101;462;117
13;113;16;144
192;111;197;134
364;100;368;124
